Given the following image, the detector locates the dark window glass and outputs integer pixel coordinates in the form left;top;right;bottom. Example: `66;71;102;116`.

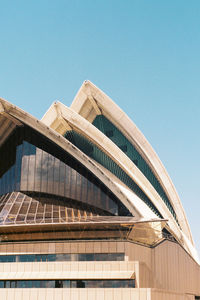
65;130;160;218
5;281;10;288
0;253;124;263
0;255;16;263
84;254;94;261
32;281;40;288
35;255;42;262
63;280;70;288
55;280;63;288
17;281;26;288
119;145;127;152
114;253;124;261
26;280;32;288
94;254;106;261
92;114;179;225
58;254;70;261
70;281;77;288
78;254;86;261
48;254;56;261
0;125;128;218
35;148;42;192
0;279;135;288
105;130;113;137
18;255;35;262
77;280;85;288
46;281;55;288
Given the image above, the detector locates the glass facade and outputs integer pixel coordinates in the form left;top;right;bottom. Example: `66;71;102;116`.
0;126;130;217
92;115;179;224
0;279;135;288
65;130;162;218
0;253;124;263
0;192;135;226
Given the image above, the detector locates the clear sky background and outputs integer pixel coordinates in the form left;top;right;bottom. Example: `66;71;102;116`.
0;0;200;255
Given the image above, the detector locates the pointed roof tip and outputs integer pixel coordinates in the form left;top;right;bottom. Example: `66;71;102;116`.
53;99;62;105
83;79;94;86
84;79;89;85
53;100;64;107
82;80;100;92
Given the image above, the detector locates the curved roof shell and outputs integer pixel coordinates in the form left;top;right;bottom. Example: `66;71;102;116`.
0;81;198;262
69;81;193;240
0;98;138;220
42;81;198;262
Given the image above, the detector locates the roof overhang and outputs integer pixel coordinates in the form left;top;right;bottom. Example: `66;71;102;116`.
0;217;167;247
69;80;194;246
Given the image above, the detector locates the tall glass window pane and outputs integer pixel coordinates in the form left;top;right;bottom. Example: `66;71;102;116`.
20;142;30;191
27;144;36;191
34;148;42;192
41;151;48;193
63;280;70;288
53;158;60;195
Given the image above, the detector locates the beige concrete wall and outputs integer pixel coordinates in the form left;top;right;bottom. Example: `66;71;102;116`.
124;240;200;294
150;288;189;300
0;288;196;299
0;239;199;295
152;240;200;295
0;288;151;300
0;261;136;280
0;240;126;255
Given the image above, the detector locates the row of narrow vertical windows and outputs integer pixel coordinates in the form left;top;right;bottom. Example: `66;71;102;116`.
0;279;135;288
0;253;124;263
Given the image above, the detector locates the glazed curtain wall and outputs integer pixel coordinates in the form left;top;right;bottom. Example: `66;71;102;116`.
65;130;162;218
92;115;178;224
0;126;130;216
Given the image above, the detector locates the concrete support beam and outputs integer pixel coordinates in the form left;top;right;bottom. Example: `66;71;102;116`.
88;95;102;115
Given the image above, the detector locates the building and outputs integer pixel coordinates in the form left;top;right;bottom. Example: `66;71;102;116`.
0;80;199;299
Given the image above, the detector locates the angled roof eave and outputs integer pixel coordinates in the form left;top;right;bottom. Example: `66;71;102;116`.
0;97;140;220
69;80;193;246
42;101;187;246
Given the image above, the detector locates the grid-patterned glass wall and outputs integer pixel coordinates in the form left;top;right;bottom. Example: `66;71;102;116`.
0;126;130;216
92;115;178;224
65;130;162;218
0;192;111;225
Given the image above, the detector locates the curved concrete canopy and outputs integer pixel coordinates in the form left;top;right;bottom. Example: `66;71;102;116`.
0;97;144;220
1;93;198;263
42;101;182;240
70;80;193;246
42;100;199;262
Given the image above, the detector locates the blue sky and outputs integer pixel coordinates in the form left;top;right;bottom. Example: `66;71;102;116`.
1;0;200;254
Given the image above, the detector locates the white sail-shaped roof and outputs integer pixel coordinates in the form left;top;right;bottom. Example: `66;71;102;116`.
42;81;198;262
